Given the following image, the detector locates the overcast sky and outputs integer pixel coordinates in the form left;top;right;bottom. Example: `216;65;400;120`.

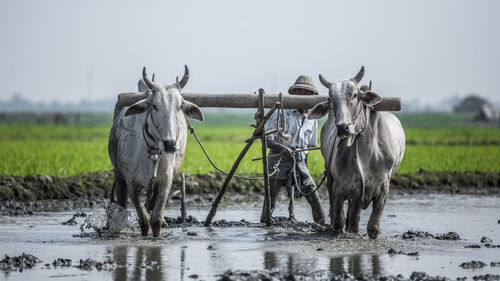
1;0;499;105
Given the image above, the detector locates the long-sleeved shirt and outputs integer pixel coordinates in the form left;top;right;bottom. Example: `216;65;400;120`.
266;109;318;159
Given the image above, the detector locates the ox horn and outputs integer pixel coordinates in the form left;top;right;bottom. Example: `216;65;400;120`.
177;65;189;89
142;67;155;90
352;66;365;84
319;74;332;88
152;73;156;82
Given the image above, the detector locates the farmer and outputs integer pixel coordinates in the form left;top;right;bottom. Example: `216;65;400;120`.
260;75;326;224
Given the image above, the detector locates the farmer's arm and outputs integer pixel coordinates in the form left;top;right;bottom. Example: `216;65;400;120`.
266;111;292;158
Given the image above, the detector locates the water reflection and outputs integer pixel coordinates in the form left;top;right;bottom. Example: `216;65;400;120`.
263;251;382;277
330;254;383;277
263;251;321;273
264;251;277;269
112;246;164;281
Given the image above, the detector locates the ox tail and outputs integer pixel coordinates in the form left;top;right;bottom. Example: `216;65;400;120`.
150;153;176;237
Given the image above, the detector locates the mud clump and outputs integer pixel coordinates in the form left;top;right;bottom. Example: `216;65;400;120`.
402;230;460;240
388;248;419;256
465;245;482;248
491;262;500;267
52;258;72;267
212;219;251;227
163;215;201;227
163;217;253;228
0;253;41;271
402;230;434;240
434;232;460;240
472;275;500;281
218;270;453;281
218;269;327;281
75;258;116;271
460;261;487;269
481;236;493;244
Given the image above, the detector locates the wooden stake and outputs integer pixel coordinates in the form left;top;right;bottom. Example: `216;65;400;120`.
259;89;272;226
181;173;186;223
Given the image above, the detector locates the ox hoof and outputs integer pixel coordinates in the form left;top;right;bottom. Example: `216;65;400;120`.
140;226;150;236
332;228;343;237
346;227;360;234
368;227;379;239
151;221;162;237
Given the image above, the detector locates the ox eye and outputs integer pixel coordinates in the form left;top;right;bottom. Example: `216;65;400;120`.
352;93;358;99
152;104;158;111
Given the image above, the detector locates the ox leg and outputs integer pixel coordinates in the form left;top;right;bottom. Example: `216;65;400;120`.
346;199;361;233
345;200;351;230
332;196;345;236
146;182;158;213
327;174;334;225
367;192;387;239
150;181;173;238
114;173;128;208
130;184;150;236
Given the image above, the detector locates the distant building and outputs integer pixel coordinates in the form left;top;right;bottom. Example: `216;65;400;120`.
474;104;499;122
454;95;492;113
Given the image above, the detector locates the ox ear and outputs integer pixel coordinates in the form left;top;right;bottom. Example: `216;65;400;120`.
182;101;204;121
360;90;382;106
307;101;330;120
138;79;149;92
125;99;149;116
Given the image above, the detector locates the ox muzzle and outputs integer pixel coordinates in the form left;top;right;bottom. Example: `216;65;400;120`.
336;122;352;139
161;139;178;153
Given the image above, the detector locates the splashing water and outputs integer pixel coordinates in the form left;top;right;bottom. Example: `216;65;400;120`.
106;202;133;232
78;202;137;237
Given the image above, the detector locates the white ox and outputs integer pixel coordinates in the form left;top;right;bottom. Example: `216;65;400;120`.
307;67;405;239
108;66;204;237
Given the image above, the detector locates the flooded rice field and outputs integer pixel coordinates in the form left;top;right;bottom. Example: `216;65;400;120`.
1;193;499;280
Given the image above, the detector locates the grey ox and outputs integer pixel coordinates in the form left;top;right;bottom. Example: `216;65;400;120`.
307;67;405;239
108;66;204;237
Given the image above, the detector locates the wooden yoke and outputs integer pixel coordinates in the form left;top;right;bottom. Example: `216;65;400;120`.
118;92;402;111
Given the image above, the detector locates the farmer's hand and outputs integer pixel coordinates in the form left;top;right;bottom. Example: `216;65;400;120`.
281;146;293;158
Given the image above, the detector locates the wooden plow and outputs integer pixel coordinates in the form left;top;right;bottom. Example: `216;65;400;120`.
118;90;401;227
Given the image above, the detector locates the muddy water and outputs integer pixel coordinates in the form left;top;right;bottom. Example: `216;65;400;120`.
1;194;499;280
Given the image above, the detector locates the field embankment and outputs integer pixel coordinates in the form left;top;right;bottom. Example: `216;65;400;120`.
1;170;499;202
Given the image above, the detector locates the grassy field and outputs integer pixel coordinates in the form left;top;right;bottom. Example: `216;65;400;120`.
0;112;499;177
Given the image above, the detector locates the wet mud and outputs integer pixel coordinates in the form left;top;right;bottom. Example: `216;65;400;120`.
401;230;460;240
1;193;500;280
0;253;41;272
216;270;499;281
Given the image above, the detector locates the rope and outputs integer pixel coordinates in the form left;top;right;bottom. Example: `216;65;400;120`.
289;153;327;197
184;116;280;180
